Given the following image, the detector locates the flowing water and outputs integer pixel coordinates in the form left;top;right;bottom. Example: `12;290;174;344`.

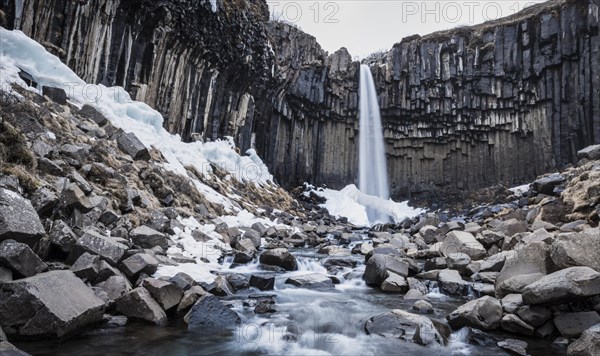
14;235;563;356
359;64;390;223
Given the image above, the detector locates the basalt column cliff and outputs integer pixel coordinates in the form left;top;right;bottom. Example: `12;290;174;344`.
5;0;600;198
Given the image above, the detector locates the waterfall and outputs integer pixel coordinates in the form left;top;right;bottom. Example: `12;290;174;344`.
359;64;390;223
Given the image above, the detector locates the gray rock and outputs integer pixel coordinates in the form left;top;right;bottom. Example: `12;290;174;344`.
363;254;409;287
259;248;297;271
186;294;241;331
249;275;275;291
94;260;122;283
322;257;357;268
94;275;132;301
285;273;333;289
30;187;59;217
119;253;159;281
226;273;249;291
437;269;472;296
424;257;447;271
70;252;100;281
177;286;208;316
567;323;600;356
234;238;256;254
0;341;32;355
441;231;486;260
404;289;426;301
522;267;600;304
533;174;566;195
496;242;553;297
501;294;524;314
447;296;503;330
381;272;408;293
554;312;600;338
551;229;600;271
497;339;528;356
501;314;534;336
365;309;450;346
412;300;434;314
61;183;93;213
577;145;600;160
251;222;268;235
116;132;150;160
142;278;183;310
0;270;104;339
73;229;128;266
480;251;513;273
48;220;78;253
169;272;196;291
476;230;506;248
115;287;167;325
79;105;108;126
207;275;235;296
517;305;552;327
0;189;46;246
243;229;262;248
0;266;13;284
37;158;64;176
0;240;47;278
42;86;67;104
446;253;471;270
129;226;169;250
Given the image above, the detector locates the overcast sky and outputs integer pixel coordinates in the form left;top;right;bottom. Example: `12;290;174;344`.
268;1;544;59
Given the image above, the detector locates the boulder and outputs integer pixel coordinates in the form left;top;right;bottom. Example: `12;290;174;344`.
533;174;566;195
207;275;235;296
249;275;275;291
0;271;104;339
129;226;169;250
364;309;450;346
412;300;434;314
363;254;409;286
30;187;58;217
497;339;528;356
243;230;262;248
554;312;600;338
48;220;78;253
116;132;150;160
119;253;159;281
142;278;183;310
567;323;600;356
480;251;513;273
251;222;268;236
551;229;600;271
61;183;93;213
493;219;529;237
521;267;600;304
259;248;297;271
446;253;471;270
176;286;208;316
501;294;524;314
94;275;132;301
0;266;12;284
70;252;100;281
437;269;471;296
500;314;534;336
285;273;333;289
169;272;196;291
115;287;166;325
186;294;241;331
79;105;107;126
404;289;426;301
0;189;46;246
496;242;553;297
577;144;600;160
380;272;408;293
73;229;128;266
516;305;552;327
447;296;503;330
441;231;486;260
0;341;31;355
226;273;249;292
0;240;47;278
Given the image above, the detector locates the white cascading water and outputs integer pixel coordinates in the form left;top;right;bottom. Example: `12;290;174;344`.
359;64;390;223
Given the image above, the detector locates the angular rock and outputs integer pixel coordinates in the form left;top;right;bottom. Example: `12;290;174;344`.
446;253;471;270
119;253;159;281
79;105;108;126
259;248;297;271
129;226;169;250
61;183;93;213
94;275;132;301
243;229;262;248
285;273;333;289
249;275;275;291
551;229;600;271
169;272;196;291
186;294;241;331
116;132;150;160
115;287;166;325
0;341;32;355
437;269;471;296
404;289;426;301
381;272;408;293
365;309;450;346
493;219;529;237
533;174;566;195
0;270;104;339
30;187;59;217
0;266;13;284
73;230;128;266
522;267;600;304
0;189;46;246
363;254;409;287
251;222;268;236
497;339;528;356
176;286;208;316
226;273;249;291
554;312;600;338
42;86;67;104
70;252;100;281
496;242;553;297
447;296;503;330
516;305;552;327
412;300;434;314
567;323;600;356
142;278;183;310
48;220;78;254
441;231;486;260
501;314;534;336
501;294;524;314
0;240;47;278
207;275;235;296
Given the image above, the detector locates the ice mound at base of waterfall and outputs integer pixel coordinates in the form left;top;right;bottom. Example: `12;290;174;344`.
310;184;424;227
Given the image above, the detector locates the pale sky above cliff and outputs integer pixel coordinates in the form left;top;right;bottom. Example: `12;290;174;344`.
268;1;543;59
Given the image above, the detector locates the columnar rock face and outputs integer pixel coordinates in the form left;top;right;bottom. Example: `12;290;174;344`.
9;0;600;197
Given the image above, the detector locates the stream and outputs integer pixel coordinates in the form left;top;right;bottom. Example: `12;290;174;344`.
15;235;565;356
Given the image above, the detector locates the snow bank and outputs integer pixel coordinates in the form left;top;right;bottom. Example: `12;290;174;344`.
0;29;272;212
310;184;424;227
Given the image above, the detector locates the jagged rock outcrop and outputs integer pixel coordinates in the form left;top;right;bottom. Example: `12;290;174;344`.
6;0;600;198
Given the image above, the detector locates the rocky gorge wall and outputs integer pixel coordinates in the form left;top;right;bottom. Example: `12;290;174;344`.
5;0;600;199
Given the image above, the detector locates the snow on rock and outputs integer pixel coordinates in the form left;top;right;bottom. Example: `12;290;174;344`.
0;29;272;213
310;184;424;227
